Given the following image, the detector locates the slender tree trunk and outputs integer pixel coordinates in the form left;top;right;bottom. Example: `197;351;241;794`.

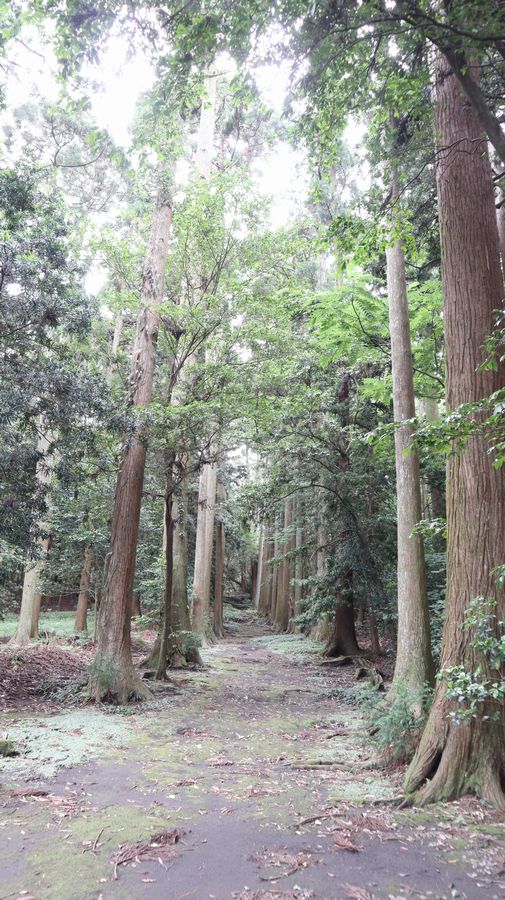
275;503;291;631
203;462;217;629
419;398;445;520
213;480;225;638
255;525;265;610
405;57;505;808
269;514;280;624
11;427;52;647
170;478;203;667
74;545;93;633
191;71;219;642
89;173;173;703
156;465;175;680
387;162;434;697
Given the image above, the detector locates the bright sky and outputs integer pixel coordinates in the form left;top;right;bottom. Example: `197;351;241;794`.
3;27;367;292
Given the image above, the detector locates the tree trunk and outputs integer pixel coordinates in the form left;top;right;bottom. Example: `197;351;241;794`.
324;573;360;657
170;479;203;667
131;592;141;618
156;468;175;680
497;179;505;280
255;525;265;610
405;57;505;808
387;161;434;697
89;174;173;703
74;545;93;633
274;502;291;632
213;480;225;638
11;427;52;647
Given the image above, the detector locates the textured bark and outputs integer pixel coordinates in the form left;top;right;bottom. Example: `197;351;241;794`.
274;502;292;632
258;527;273;617
74;546;93;633
11;427;52;647
192;464;211;639
269;516;280;624
405;58;505;808
255;526;265;610
191;72;218;642
324;573;360;657
497;181;505;280
387;166;434;696
170;482;203;667
89;176;173;703
294;526;303;616
213;480;225;638
156;472;175;680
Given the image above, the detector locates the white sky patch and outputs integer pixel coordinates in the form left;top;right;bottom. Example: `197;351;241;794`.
254;142;308;229
83;36;155;147
254;60;292;113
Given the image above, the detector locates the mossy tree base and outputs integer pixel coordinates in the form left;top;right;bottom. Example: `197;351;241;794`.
404;694;505;809
88;652;152;704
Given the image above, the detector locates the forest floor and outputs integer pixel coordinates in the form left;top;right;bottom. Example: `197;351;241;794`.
0;610;504;900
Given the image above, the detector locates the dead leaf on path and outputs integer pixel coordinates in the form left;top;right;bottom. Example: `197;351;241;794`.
333;833;360;853
111;828;185;880
341;884;374;900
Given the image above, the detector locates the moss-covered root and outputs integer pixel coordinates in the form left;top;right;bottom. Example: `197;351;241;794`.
404;711;505;809
88;653;152;704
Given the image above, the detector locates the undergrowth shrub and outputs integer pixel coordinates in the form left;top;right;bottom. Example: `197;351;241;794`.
365;682;433;764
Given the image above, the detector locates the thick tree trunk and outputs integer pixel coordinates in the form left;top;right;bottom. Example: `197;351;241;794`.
213;480;225;638
11;427;52;647
405;58;505;808
324;573;360;657
89;175;173;703
497;181;505;280
74;545;93;633
387;166;434;696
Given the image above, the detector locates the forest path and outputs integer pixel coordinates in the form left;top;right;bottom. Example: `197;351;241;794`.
1;611;504;899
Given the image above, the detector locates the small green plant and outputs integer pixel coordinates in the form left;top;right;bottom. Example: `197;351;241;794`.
366;682;433;764
439;595;505;724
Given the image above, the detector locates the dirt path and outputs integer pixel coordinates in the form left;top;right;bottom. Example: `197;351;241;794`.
1;613;504;899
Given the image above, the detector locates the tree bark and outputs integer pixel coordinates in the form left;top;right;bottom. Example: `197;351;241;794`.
89;173;173;703
405;57;505;808
74;545;93;633
213;480;225;638
324;573;360;657
170;478;203;667
11;427;52;647
255;525;265;610
387;161;434;697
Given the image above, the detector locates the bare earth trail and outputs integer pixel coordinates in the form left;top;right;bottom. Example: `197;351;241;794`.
1;612;504;899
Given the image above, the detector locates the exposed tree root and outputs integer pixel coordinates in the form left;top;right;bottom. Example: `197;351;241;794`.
404;699;505;809
89;654;152;704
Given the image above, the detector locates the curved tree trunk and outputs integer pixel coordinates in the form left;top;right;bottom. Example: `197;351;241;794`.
405;57;505;808
387;159;434;697
89;174;173;703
